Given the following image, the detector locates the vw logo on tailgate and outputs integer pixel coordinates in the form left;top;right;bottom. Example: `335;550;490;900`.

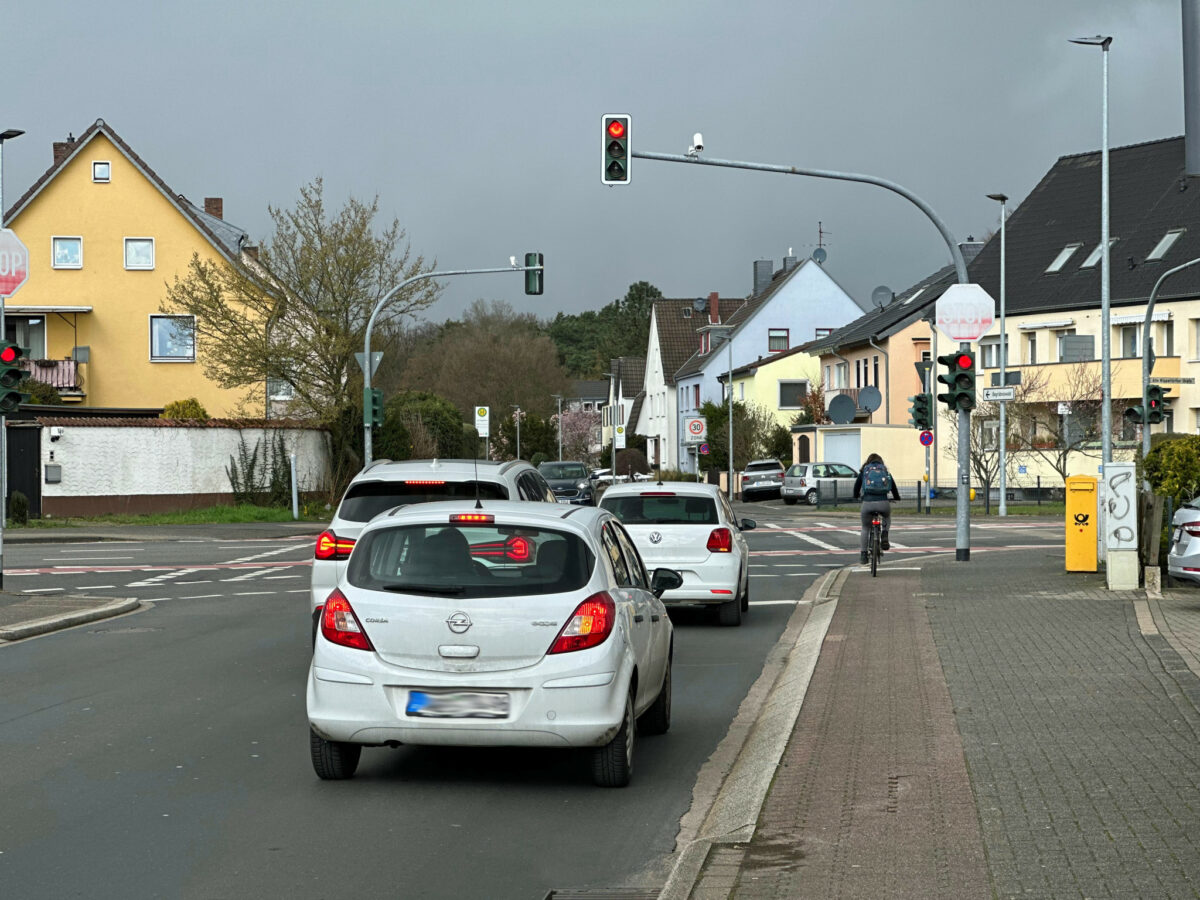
446;611;472;634
649;531;663;544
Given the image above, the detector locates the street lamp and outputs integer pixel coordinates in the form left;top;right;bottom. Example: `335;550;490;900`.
511;405;521;460
553;394;563;460
987;192;1009;516
1070;34;1113;468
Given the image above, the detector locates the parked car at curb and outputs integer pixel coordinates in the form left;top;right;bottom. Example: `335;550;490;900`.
740;459;785;500
1168;496;1200;585
310;459;555;642
782;462;859;506
538;460;595;505
307;500;680;787
599;481;755;626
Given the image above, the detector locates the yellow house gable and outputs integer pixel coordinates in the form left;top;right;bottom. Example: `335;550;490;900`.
3;120;254;416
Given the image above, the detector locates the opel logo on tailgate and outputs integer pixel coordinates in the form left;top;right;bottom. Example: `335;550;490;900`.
649;531;663;544
446;612;472;634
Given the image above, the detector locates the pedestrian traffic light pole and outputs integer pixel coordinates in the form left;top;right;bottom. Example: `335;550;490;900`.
361;256;544;466
1139;256;1200;457
629;145;974;559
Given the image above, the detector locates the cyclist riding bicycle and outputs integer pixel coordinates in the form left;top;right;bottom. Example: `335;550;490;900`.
853;452;900;564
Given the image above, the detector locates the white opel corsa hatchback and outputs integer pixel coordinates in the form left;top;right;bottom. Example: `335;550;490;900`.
307;500;680;787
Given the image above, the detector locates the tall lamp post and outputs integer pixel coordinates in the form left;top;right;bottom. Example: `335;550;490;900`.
1070;34;1113;469
553;394;563;460
0;128;24;586
987;193;1009;516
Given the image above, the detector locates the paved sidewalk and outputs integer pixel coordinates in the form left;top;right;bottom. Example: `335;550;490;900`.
680;548;1200;899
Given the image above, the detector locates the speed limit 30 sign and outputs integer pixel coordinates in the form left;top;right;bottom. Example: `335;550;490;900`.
684;416;707;443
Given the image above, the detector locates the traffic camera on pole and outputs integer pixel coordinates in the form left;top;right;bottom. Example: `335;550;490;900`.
907;393;934;430
0;342;25;413
936;350;976;412
602;115;631;185
1147;384;1169;424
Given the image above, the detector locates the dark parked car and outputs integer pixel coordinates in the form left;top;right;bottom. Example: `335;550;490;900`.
538;460;595;505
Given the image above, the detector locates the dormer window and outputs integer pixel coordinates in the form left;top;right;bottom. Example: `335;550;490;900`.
1147;228;1185;261
1045;243;1083;273
1080;238;1118;268
902;287;926;305
92;161;111;183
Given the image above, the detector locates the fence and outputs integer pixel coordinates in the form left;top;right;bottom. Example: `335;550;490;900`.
811;476;1067;513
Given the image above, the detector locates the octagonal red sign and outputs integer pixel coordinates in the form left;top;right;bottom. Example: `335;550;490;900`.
0;229;29;297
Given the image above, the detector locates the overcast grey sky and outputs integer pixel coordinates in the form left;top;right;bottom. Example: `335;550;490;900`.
3;0;1187;325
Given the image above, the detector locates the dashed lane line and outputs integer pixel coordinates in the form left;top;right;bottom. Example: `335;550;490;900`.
77;585;116;590
224;544;307;565
221;568;279;583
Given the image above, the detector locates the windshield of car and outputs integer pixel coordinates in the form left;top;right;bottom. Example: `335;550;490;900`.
744;461;782;473
337;481;509;523
600;494;719;525
539;463;588;480
347;524;595;597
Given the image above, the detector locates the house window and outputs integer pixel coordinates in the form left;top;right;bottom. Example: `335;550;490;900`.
92;161;111;183
1045;243;1082;273
1026;333;1037;365
267;378;295;401
125;237;155;270
768;328;788;352
1055;329;1076;360
834;362;848;388
150;315;195;362
872;355;879;386
1193;319;1200;359
814;327;833;339
824;365;831;390
1120;325;1139;358
52;236;82;269
979;339;1000;368
738;382;744;400
1162;321;1175;357
694;385;700;408
1148;228;1185;261
779;381;808;408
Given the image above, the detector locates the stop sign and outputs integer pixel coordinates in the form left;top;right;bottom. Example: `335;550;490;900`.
935;283;995;342
0;229;29;297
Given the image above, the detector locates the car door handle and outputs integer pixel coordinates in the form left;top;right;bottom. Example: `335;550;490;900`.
651;614;661;622
634;614;645;623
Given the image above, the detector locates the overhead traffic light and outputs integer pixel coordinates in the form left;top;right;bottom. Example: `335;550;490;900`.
0;342;25;413
524;252;543;296
1147;384;1169;424
364;387;383;427
907;393;934;430
602;114;631;185
936;350;976;412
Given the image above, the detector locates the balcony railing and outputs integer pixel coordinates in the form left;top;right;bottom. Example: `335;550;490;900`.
19;359;82;392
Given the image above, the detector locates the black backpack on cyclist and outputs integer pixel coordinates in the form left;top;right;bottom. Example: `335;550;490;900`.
860;462;891;500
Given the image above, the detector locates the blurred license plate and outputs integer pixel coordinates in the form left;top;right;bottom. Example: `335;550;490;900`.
556;497;572;504
406;690;509;718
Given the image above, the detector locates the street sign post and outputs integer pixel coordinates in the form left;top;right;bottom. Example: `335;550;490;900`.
614;425;627;449
683;416;707;443
0;229;29;298
983;386;1016;402
935;284;995;342
919;430;934;446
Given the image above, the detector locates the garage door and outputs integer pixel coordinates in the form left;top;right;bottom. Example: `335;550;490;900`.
822;430;861;469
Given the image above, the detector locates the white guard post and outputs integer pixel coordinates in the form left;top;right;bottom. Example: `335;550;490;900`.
1103;462;1138;590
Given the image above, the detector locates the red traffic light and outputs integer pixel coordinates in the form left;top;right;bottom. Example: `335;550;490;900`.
607;119;626;139
956;353;974;369
0;345;18;364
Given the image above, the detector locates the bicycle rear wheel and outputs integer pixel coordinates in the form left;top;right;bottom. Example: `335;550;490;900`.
870;524;880;576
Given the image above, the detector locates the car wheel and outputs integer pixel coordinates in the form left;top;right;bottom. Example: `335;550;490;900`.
718;595;743;627
805;489;818;506
592;689;635;787
784;496;797;505
638;656;672;736
310;727;361;780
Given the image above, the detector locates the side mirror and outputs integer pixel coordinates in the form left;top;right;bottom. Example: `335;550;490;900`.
740;518;757;531
650;568;683;598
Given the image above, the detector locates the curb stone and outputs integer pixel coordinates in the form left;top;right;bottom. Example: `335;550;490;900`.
0;597;141;641
658;567;846;900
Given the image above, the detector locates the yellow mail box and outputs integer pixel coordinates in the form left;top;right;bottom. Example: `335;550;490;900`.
1065;475;1098;572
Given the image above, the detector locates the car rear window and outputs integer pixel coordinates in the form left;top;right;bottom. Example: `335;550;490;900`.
745;461;782;473
337;481;508;523
600;494;719;525
348;524;594;598
786;465;806;477
540;463;588;479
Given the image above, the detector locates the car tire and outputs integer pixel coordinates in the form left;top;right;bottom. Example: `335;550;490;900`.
784;496;797;505
739;571;750;612
638;656;672;736
310;728;361;780
718;595;742;627
592;690;635;787
805;489;818;506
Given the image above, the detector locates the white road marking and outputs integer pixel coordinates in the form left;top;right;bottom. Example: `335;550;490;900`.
77;585;115;589
23;588;63;593
181;594;223;600
263;575;300;580
786;530;841;551
785;572;818;576
44;556;136;561
749;599;801;605
225;545;305;565
234;591;275;596
285;590;307;594
176;580;213;584
221;568;277;582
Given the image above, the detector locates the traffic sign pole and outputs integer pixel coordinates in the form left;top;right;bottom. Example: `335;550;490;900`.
0;229;29;590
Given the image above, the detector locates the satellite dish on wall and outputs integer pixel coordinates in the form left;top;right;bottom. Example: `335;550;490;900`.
692;297;707;311
827;394;856;425
812;247;827;264
858;385;882;413
871;285;893;310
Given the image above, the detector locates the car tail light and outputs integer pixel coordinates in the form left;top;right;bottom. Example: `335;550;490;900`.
315;530;355;561
548;591;615;654
451;513;494;524
1184;522;1200;538
403;480;446;485
707;528;733;553
320;589;373;651
639;491;676;496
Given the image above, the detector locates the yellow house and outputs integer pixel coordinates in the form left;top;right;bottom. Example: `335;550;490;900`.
2;119;256;415
723;343;823;430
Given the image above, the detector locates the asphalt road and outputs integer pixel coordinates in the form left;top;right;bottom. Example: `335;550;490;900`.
0;504;1063;899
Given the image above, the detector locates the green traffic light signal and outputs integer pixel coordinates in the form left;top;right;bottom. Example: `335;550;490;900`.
364;386;384;427
907;392;933;430
524;252;543;296
0;342;25;413
935;351;976;411
602;115;631;185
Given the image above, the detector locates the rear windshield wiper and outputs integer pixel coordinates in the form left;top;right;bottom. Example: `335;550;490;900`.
379;582;466;595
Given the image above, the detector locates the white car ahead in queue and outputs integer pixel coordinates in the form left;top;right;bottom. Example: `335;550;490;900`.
599;481;756;626
307;500;680;787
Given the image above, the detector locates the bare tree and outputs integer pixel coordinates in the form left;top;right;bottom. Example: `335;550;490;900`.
1005;363;1106;481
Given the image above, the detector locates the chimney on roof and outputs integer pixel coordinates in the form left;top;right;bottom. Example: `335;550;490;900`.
1185;0;1200;175
782;248;799;273
708;292;720;324
752;259;773;296
52;134;76;167
204;197;224;220
959;237;984;266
